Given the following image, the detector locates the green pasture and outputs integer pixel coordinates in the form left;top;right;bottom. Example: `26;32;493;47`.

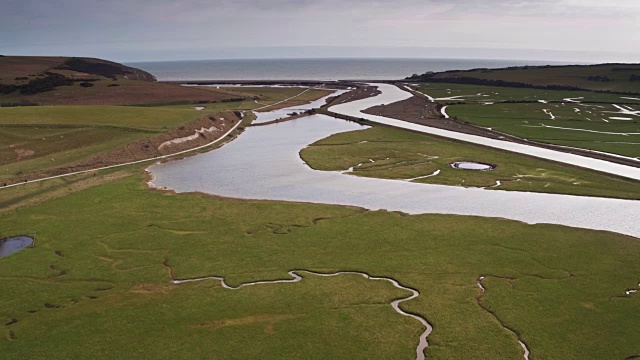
0;173;638;359
0;106;204;182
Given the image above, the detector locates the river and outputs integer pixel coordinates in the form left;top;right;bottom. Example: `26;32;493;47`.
148;95;640;237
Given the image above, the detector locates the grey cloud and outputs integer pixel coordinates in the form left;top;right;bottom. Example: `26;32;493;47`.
1;0;638;62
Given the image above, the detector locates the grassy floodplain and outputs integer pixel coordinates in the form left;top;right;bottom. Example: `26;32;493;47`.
1;170;639;359
409;83;640;158
1;72;640;360
300;124;640;199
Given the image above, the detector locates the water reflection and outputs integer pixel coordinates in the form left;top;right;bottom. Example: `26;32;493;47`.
450;162;495;171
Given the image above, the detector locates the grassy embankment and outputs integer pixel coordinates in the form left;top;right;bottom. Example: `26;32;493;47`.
0;171;639;359
0;105;226;184
409;83;640;158
300;124;640;199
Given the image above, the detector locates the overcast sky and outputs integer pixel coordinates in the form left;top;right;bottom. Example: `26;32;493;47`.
2;0;639;62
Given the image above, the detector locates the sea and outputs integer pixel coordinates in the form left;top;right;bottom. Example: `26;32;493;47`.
127;58;569;81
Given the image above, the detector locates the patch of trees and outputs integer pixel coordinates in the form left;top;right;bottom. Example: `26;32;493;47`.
405;74;583;92
587;75;611;82
0;74;101;95
406;73;640;95
0;84;19;94
54;58;130;80
0;100;37;107
220;97;246;103
612;67;640;72
407;64;640;81
18;73;75;94
630;74;640;82
14;77;28;81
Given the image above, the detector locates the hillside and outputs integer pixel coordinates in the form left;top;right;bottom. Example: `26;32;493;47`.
0;56;239;105
407;63;640;94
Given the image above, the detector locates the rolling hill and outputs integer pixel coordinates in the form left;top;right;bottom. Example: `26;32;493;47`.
0;56;239;106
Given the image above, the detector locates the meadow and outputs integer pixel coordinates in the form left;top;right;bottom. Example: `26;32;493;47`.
1;170;639;359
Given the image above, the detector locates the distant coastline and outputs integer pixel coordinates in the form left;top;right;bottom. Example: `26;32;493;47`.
127;58;573;81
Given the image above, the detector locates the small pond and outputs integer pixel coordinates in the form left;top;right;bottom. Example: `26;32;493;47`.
0;236;34;258
450;161;495;171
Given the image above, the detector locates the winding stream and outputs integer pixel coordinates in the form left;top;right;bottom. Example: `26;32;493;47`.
477;276;530;360
170;269;432;360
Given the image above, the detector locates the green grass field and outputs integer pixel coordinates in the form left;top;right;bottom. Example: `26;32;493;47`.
300;124;640;199
0;105;204;182
1;170;639;359
409;83;640;158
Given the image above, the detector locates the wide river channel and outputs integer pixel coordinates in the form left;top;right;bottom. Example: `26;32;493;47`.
149;86;640;237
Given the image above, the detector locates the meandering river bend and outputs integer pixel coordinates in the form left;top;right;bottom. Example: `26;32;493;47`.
148;107;640;237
